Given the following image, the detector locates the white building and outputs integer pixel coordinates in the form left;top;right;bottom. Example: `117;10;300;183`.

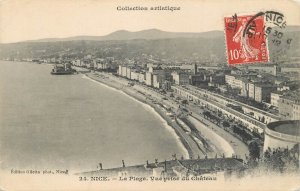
270;92;282;108
146;72;153;86
72;59;81;66
225;74;244;90
248;83;256;100
118;65;122;75
138;72;145;83
121;66;127;77
240;80;249;97
225;75;235;86
130;71;139;81
252;83;277;103
126;67;131;79
292;103;300;120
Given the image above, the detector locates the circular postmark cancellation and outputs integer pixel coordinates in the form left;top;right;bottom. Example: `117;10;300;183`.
224;11;292;65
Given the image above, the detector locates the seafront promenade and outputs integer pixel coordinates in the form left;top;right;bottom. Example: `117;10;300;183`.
85;71;249;160
189;112;248;159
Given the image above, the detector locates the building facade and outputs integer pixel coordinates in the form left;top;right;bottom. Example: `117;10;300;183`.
172;72;190;85
254;84;277;103
146;72;153;86
270;92;282;108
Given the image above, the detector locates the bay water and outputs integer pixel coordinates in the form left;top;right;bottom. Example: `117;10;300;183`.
0;61;186;172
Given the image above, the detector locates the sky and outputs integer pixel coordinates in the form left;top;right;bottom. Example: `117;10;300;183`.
0;0;299;43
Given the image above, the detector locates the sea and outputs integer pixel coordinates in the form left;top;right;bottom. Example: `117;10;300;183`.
0;61;187;172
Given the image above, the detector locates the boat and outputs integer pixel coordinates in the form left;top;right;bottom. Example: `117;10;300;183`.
51;63;76;75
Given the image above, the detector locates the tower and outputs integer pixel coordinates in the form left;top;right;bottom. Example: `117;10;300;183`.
273;65;281;76
194;63;198;75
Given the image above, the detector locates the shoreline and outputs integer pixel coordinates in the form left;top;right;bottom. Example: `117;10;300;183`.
83;73;197;159
84;72;247;159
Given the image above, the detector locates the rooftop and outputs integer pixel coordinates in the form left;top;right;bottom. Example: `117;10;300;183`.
281;90;300;102
255;82;277;88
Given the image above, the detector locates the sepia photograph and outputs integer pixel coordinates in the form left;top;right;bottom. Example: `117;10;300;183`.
0;0;299;190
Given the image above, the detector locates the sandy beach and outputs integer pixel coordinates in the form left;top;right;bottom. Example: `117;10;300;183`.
84;72;206;159
83;71;249;161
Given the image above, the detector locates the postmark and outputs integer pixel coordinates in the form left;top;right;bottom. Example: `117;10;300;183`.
253;11;292;62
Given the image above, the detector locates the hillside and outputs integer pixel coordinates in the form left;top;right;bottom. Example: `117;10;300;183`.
0;27;299;64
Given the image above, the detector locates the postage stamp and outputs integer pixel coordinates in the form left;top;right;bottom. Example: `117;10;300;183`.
224;14;269;65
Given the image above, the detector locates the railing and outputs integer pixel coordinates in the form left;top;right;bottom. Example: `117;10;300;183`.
172;85;266;130
186;85;281;120
265;127;300;142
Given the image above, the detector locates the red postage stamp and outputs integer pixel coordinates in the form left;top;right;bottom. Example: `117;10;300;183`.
224;14;269;65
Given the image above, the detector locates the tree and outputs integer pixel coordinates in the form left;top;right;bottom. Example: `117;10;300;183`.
248;140;260;160
222;121;230;128
181;100;188;106
203;111;211;118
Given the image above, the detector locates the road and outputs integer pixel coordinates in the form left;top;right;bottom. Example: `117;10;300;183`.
187;104;249;160
187;116;235;157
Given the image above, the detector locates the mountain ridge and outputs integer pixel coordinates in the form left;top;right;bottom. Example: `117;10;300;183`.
23;29;224;43
8;25;299;44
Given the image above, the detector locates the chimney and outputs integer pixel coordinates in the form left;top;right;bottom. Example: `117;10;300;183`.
122;160;125;168
99;163;103;170
164;160;167;172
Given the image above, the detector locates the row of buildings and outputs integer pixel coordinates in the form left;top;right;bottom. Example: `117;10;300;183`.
117;64;229;90
118;64;192;90
71;57;118;71
117;63;300;123
274;91;300;120
223;66;300;120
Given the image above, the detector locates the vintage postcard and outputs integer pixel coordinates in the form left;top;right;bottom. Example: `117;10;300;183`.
0;0;299;190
